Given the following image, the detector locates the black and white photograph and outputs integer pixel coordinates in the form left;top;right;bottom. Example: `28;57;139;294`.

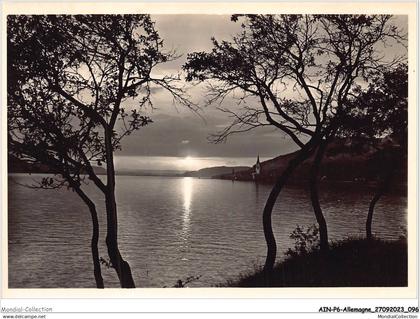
5;9;413;292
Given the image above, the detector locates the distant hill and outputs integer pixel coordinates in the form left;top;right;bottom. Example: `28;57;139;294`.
116;169;184;177
183;166;251;178
8;154;107;175
215;139;407;186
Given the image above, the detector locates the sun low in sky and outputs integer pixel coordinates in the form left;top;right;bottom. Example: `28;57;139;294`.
114;155;266;172
180;156;197;171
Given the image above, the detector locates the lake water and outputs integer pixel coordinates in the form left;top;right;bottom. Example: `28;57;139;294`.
8;174;407;288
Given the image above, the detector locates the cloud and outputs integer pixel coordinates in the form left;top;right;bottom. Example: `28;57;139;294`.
116;111;298;158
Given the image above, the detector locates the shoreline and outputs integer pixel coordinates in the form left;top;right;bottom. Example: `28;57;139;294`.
220;237;408;287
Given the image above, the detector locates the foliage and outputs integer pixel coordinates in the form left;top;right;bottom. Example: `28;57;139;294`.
8;14;194;288
184;14;406;271
221;238;407;287
330;63;408;183
338;63;408;145
184;14;406;146
286;224;320;257
8;14;192;189
99;257;114;269
171;275;202;288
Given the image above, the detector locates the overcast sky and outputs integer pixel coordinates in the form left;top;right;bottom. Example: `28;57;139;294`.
114;14;407;169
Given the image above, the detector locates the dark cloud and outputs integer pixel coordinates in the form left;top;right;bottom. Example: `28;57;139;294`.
114;14;407;162
117;112;298;158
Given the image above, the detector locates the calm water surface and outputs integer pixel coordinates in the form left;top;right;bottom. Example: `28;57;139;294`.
8;174;407;288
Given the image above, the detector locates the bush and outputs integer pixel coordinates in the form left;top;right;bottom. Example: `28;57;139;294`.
286;224;320;257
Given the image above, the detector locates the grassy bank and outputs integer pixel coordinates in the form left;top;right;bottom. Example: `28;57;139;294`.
222;238;407;287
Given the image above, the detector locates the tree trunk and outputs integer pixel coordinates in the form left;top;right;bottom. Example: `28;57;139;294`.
104;193;135;288
104;129;135;288
366;191;383;240
309;139;329;252
74;187;104;288
263;143;317;272
366;156;397;240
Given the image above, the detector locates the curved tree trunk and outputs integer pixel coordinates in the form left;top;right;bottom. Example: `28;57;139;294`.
104;193;135;288
74;187;105;288
309;139;329;252
104;129;135;288
366;190;383;240
12;143;105;288
263;143;318;272
366;159;396;240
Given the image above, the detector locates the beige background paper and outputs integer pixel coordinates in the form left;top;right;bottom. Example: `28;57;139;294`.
1;2;417;299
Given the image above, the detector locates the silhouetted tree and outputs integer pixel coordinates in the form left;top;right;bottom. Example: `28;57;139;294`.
184;14;405;271
338;64;408;239
9;135;105;288
8;15;193;287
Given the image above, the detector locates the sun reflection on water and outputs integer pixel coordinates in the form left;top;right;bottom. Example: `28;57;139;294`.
181;177;193;240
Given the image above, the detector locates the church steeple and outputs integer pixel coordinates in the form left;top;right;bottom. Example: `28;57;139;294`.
255;154;261;175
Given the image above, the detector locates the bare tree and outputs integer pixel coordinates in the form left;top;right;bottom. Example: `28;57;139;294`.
8;14;194;287
184;14;405;272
